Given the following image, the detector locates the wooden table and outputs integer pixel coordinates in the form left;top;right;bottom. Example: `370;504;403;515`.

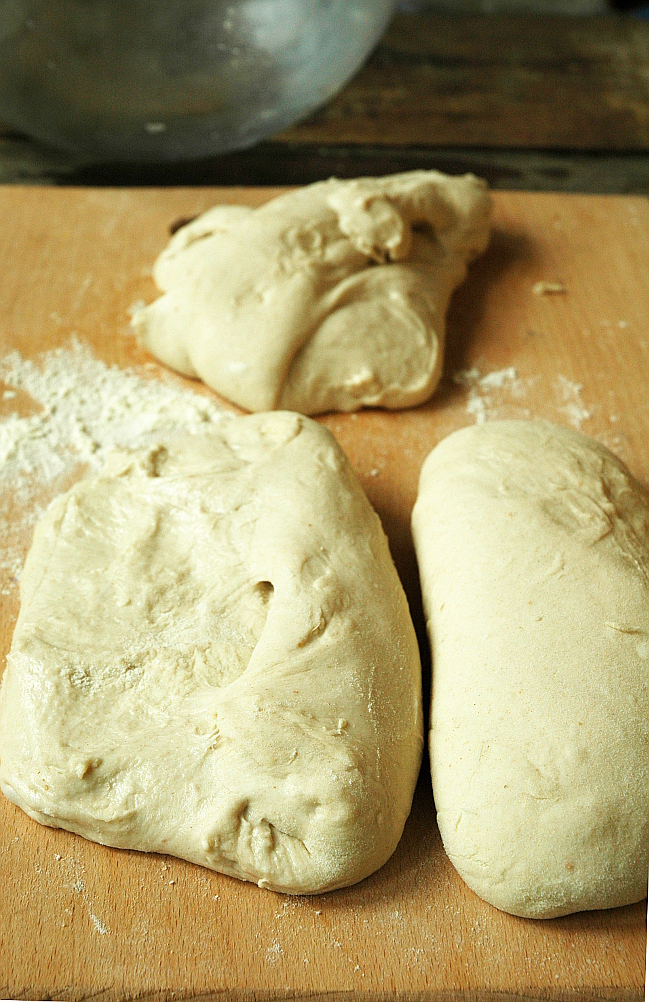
0;184;647;1001
2;13;649;192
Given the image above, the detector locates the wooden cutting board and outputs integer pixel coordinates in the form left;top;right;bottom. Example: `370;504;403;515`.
0;185;647;1001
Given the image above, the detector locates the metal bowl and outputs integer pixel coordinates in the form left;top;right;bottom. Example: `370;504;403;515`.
0;1;396;161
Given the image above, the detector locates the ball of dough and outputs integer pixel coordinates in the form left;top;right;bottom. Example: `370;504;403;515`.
0;413;423;893
412;420;649;918
132;171;491;415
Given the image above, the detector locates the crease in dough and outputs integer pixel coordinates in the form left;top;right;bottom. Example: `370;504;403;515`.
132;171;491;415
412;419;649;918
0;413;423;894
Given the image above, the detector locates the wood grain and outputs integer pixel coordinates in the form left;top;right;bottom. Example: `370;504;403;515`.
277;14;649;151
0;185;647;1001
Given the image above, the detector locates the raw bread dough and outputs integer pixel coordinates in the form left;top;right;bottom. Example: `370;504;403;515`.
412;420;649;918
0;413;423;893
132;171;491;415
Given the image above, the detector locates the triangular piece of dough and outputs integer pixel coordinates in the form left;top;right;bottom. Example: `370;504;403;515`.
0;413;423;893
132;171;491;415
412;420;649;918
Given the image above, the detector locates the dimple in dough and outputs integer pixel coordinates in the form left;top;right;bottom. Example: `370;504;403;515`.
0;413;423;893
132;171;491;415
412;420;649;918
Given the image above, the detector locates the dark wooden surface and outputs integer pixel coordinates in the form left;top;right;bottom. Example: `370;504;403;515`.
280;14;649;151
1;13;649;192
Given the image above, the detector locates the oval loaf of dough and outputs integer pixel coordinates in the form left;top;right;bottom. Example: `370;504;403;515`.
132;170;491;415
0;413;423;893
412;420;649;918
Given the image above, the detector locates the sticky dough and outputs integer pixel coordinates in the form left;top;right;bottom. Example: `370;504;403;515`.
132;171;491;415
412;420;649;918
0;413;423;893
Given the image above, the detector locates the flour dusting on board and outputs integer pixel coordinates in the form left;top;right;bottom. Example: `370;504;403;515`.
0;339;225;477
0;340;227;594
554;374;591;430
89;910;110;936
266;941;283;964
453;367;529;425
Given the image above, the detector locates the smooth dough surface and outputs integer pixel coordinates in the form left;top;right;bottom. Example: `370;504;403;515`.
132;171;491;415
0;413;423;893
412;420;649;918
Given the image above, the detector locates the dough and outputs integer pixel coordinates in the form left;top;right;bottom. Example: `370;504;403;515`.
132;171;491;415
411;420;649;918
0;413;423;893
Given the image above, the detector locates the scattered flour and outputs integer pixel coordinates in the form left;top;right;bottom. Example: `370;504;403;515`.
476;367;519;391
0;339;227;595
59;852;110;935
0;339;225;478
453;366;524;425
555;374;591;431
266;941;283;964
89;910;110;936
454;367;593;433
452;367;481;388
466;395;488;423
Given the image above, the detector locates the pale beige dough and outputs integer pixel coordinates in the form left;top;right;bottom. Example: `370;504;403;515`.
132;171;491;415
0;413;423;893
412;420;649;918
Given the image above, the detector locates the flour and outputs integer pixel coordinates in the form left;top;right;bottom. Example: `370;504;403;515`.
467;393;488;425
266;941;283;964
555;374;591;430
89;909;110;936
453;366;593;433
0;339;227;595
477;367;519;390
0;340;225;478
453;367;524;425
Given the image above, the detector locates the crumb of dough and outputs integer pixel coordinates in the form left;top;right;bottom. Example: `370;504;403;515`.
532;281;566;295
